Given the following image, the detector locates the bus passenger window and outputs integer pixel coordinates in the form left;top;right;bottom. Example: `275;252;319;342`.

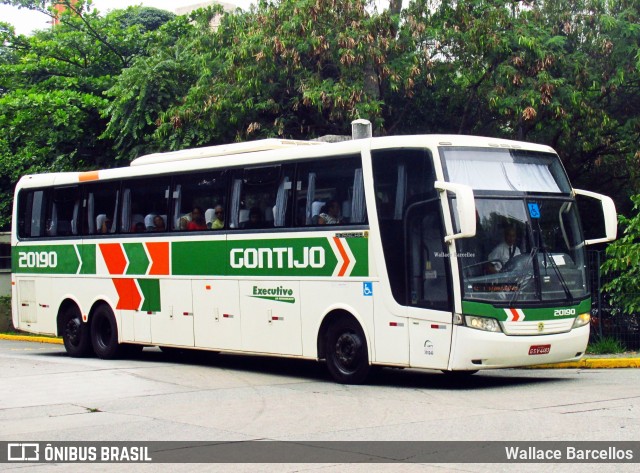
172;171;227;232
230;165;292;230
121;178;170;234
296;155;366;227
17;189;47;238
85;182;119;235
45;186;80;237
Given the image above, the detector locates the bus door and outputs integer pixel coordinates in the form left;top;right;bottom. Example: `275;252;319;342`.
192;279;241;350
405;200;454;369
150;279;195;347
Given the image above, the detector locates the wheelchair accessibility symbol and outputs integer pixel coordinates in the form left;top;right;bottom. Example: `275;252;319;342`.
363;282;373;296
528;202;541;219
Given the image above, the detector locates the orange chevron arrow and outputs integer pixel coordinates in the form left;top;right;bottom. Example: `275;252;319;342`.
113;278;142;310
146;242;170;275
333;237;351;277
99;243;127;275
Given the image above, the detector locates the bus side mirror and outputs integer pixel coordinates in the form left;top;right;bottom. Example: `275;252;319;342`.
434;181;476;243
573;188;617;245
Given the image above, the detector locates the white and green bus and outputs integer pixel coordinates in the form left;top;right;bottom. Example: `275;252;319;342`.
11;131;617;383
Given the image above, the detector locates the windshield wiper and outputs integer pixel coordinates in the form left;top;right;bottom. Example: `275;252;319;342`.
539;244;574;304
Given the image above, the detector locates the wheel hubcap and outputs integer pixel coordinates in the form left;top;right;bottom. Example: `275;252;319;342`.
65;318;81;346
335;332;361;371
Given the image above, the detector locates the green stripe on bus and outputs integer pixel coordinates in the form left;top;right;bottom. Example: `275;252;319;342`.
79;244;96;275
138;279;161;312
171;241;227;276
12;244;91;274
462;298;592;321
345;237;368;277
124;243;149;275
13;236;370;278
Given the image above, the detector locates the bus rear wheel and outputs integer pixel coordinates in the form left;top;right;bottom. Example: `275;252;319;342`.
325;318;370;384
90;305;122;359
60;304;92;357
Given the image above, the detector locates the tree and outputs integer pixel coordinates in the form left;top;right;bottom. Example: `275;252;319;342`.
0;0;174;228
104;0;424;152
602;195;640;314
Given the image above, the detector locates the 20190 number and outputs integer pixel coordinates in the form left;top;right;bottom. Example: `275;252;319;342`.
18;251;57;269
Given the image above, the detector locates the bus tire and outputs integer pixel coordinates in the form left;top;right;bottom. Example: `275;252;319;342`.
325;318;370;384
60;304;92;357
90;305;122;359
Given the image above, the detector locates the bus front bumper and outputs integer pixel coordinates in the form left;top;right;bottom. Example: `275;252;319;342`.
448;324;589;371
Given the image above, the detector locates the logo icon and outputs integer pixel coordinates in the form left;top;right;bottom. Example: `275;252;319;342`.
363;282;373;296
537;322;545;332
528;203;541;219
7;443;40;462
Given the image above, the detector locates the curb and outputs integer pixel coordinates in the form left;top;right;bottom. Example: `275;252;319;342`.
529;358;640;369
0;333;63;345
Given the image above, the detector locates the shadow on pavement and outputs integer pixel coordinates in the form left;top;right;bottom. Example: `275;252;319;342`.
35;344;570;390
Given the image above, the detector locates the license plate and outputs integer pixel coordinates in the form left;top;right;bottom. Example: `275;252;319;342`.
529;344;551;355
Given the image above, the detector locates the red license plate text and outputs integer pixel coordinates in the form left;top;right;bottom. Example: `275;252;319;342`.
529;344;551;355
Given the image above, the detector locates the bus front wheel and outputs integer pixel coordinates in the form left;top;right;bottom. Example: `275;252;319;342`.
60;304;92;357
325;318;370;384
90;305;122;359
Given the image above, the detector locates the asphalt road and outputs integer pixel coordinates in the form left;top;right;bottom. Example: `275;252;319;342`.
1;339;639;472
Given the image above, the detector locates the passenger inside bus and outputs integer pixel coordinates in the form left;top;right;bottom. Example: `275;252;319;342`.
96;214;112;234
318;200;344;225
187;207;207;231
210;205;224;229
151;215;165;232
242;207;264;229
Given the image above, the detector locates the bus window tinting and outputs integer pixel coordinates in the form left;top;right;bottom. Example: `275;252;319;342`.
173;171;227;231
85;181;120;235
296;155;367;226
121;178;170;233
18;189;48;238
230;165;294;230
45;186;80;237
17;154;372;239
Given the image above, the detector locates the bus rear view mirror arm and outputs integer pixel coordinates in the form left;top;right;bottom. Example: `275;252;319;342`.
434;181;476;243
573;188;617;245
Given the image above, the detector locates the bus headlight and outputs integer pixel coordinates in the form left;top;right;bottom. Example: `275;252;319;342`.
572;313;591;329
464;316;502;333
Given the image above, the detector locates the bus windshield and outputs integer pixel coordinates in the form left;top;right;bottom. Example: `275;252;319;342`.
454;197;588;304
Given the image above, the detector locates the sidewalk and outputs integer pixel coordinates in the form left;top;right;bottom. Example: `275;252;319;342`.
1;333;638;368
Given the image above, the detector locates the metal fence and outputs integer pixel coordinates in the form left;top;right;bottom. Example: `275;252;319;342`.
588;250;639;350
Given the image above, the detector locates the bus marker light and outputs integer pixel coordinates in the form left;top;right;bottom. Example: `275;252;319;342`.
430;324;446;330
272;316;284;321
205;285;211;290
389;322;404;327
82;315;87;322
183;312;192;316
223;314;234;318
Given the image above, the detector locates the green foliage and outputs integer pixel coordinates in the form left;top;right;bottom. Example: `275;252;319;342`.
587;336;626;354
0;0;175;228
117;7;176;32
602;195;640;315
